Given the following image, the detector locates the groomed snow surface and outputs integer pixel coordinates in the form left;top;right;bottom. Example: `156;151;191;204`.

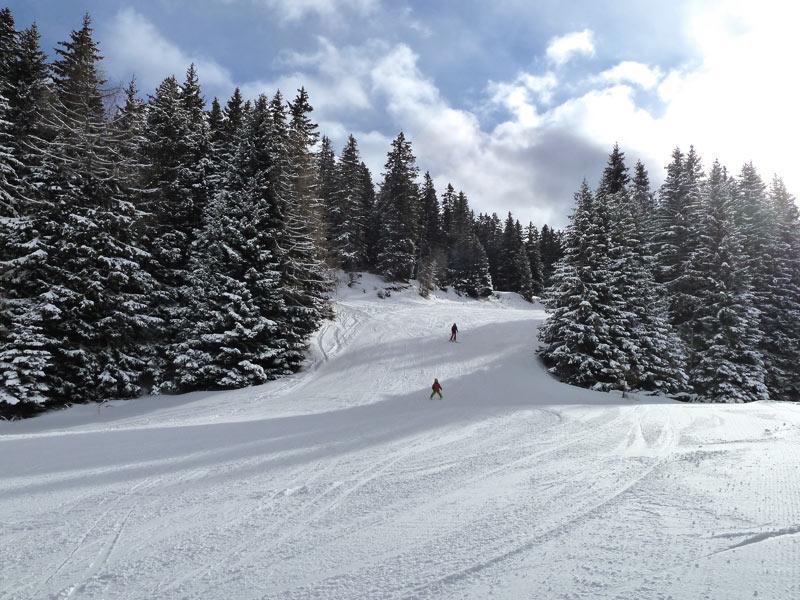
2;274;799;599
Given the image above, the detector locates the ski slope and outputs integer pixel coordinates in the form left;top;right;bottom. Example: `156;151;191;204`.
2;274;800;599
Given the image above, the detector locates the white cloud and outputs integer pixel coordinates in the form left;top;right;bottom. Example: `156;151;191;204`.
597;61;663;90
99;1;800;228
103;8;234;94
252;0;378;23
269;37;375;112
539;0;800;197
546;29;595;66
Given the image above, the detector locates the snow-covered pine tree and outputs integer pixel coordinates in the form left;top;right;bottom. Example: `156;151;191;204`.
653;146;703;338
631;160;656;238
440;183;456;252
594;144;687;392
138;75;196;387
495;212;520;291
494;214;534;295
685;160;767;402
375;132;419;281
0;8;20;217
330;135;368;270
288;87;327;254
206;96;224;201
111;79;146;189
539;224;562;287
538;181;628;390
0;88;19;218
358;160;378;268
513;244;535;301
2;14;154;404
763;176;800;400
179;64;211;235
207;88;244;196
0;9;17;93
446;190;492;297
730;162;775;394
524;223;544;296
317;135;339;264
597;142;629;197
6;22;49;203
223;88;245;147
476;212;503;287
609;188;687;392
416;171;442;289
270;92;331;370
170;95;287;390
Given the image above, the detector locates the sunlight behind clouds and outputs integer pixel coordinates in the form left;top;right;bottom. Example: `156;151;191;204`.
95;0;800;226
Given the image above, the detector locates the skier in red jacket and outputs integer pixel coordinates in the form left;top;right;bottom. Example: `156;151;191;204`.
430;378;443;400
449;323;458;342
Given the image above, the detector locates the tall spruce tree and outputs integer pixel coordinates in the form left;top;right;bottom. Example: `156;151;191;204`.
539;224;563;287
2;14;154;405
685;161;767;402
654;147;703;337
524;223;544;295
330;135;368;270
417;172;441;256
539;182;628;389
270;92;331;370
7;22;49;188
359;160;377;268
376;132;419;281
764;176;800;400
288;87;326;254
171;95;287;390
446;190;492;297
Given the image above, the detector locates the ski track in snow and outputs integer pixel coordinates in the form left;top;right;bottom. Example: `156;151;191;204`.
2;275;800;599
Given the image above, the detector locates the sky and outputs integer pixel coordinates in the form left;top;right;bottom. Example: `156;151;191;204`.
7;0;800;227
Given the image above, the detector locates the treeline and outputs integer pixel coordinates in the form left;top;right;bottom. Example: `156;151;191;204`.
317;132;563;298
540;144;800;403
0;9;560;416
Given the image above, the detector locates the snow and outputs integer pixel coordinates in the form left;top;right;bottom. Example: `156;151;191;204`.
2;274;800;599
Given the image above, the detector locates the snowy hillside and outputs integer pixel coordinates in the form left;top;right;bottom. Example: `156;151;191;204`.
1;275;799;599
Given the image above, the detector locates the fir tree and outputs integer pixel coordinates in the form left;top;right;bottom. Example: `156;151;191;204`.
331;134;368;270
440;183;457;251
269;93;331;369
288;87;326;252
685;161;767;402
539;182;628;390
0;9;16;92
524;223;544;295
763;176;800;400
654;146;703;336
631;160;655;236
446;190;492;297
417;172;441;263
0;89;19;217
7;22;49;199
358;160;377;268
513;244;535;301
171;178;285;390
539;224;563;287
497;212;524;291
606;187;687;393
376;132;419;281
3;14;153;404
